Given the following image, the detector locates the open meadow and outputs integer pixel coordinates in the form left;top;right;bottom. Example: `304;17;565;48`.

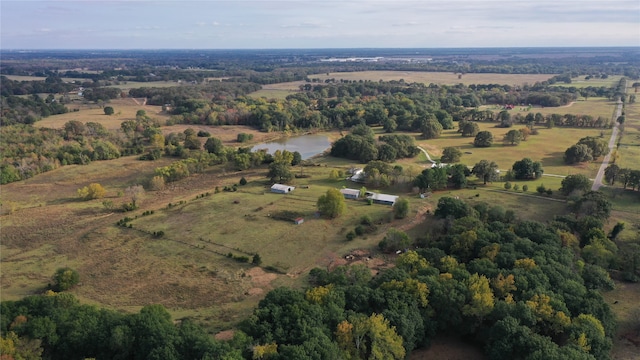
401;122;608;178
35;98;171;130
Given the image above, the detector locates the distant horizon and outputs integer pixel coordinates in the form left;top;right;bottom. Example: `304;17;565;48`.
2;1;638;49
2;46;639;52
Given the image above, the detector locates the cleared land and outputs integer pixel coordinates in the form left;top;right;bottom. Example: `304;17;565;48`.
554;75;625;89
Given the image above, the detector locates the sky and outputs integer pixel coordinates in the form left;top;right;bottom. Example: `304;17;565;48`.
1;0;639;49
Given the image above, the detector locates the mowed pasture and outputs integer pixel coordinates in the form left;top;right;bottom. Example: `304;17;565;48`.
403;122;608;178
553;75;625;89
616;100;640;169
479;97;619;122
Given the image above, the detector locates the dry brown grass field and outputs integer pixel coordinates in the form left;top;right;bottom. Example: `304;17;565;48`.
309;71;556;87
35;98;171;130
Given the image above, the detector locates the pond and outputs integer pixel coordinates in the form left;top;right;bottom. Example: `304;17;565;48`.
251;134;331;160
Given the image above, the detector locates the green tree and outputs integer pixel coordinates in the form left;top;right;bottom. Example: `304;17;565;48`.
564;144;593;164
441;147;462;163
52;267;80;291
267;162;292;183
317;188;346;218
434;196;475;219
503;129;523;145
472;160;499;184
474;131;494;147
462;122;480;137
394;198;409;219
204;137;224;155
577;136;609;159
378;228;411;252
560;174;592;195
421;119;443;139
512;158;543;180
604;164;620;185
103;106;114;115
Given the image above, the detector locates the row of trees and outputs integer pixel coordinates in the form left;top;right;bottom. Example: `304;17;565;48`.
330;125;420;163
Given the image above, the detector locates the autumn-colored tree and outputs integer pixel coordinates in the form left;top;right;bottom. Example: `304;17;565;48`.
462;273;495;319
491;273;516;299
252;343;278;359
396;250;430;275
514;258;537;270
340;313;406;360
381;278;429;307
305;285;333;305
77;183;106;200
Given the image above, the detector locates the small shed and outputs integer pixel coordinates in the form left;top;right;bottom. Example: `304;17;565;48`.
294;217;304;225
271;184;295;194
368;193;399;206
340;188;360;199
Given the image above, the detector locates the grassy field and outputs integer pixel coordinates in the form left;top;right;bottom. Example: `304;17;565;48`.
309;71;556;87
553;75;625;89
616;99;640;169
249;88;297;100
399;122;607;178
35;98;171;130
479;97;619;121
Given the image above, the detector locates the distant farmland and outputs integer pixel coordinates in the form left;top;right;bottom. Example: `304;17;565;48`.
249;71;557;98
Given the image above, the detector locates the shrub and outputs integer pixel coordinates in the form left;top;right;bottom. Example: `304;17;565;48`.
513;184;519;191
103;106;114;115
504;182;512;190
546;189;553;195
197;130;211;137
77;183;106;200
148;176;166;191
394;197;410;219
522;185;529;192
346;231;356;241
237;133;254;142
52;267;80;291
355;225;365;236
360;215;373;226
536;184;546;194
239;177;247;186
252;254;262;265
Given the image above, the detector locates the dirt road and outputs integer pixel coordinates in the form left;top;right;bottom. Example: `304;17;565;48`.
592;97;624;190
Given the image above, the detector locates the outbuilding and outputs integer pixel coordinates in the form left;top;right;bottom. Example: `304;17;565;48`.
271;184;295;194
368;193;399;206
294;217;304;225
340;188;360;199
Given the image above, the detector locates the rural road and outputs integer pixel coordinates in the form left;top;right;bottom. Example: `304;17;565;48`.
592;98;624;191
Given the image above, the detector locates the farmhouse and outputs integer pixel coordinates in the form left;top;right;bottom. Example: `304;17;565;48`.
348;169;366;183
340;188;360;199
271;184;295;194
367;193;399;206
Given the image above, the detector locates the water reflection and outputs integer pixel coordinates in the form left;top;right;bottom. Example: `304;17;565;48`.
252;135;331;160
